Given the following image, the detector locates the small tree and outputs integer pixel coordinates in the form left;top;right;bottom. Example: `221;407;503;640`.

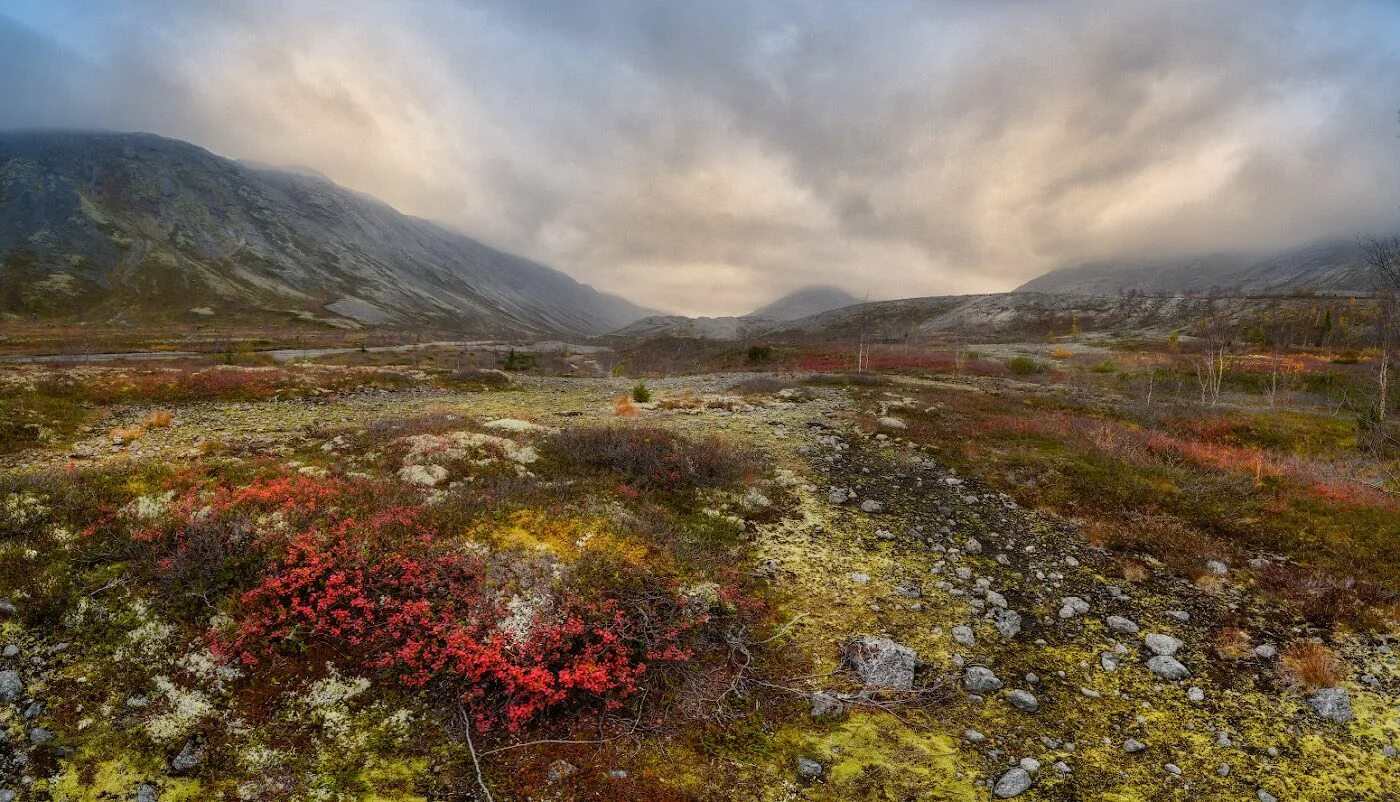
1362;236;1399;426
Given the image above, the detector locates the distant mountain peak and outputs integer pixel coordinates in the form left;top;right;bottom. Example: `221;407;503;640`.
746;285;863;321
0;130;655;335
1016;235;1389;297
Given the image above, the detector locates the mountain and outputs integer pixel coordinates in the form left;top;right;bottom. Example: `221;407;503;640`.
0;130;655;335
1016;236;1384;297
611;285;863;339
745;285;862;321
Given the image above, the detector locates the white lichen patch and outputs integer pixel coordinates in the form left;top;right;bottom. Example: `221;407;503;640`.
144;676;215;743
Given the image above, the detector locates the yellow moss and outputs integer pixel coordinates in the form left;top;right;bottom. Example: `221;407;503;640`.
776;711;980;800
48;756;202;801
472;510;649;563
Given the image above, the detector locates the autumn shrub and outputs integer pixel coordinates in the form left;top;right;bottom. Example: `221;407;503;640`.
1004;356;1044;376
544;426;764;494
1254;562;1397;627
142;409;175;428
1282;641;1345;689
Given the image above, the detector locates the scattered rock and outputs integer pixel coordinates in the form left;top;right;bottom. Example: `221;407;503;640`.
810;692;846;720
1187;686;1205;702
1165;610;1190;622
136;784;159;802
547;760;578;782
796;757;823;779
1058;597;1089;619
1105;615;1140;635
1006;689;1039;712
952;625;976;647
963;666;1003;693
1307;687;1353;724
1122;738;1147;753
843;637;917;690
1257;791;1278;802
859;499;884;514
0;670;22;703
995;609;1022;638
1206;560;1229;575
1144;633;1184;656
1253;644;1277;659
993;768;1032;798
28;727;54;745
170;740;201;774
1147;655;1189;681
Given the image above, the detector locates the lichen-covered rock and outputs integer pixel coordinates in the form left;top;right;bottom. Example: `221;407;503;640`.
1307;687;1353;723
1144;633;1183;656
0;670;22;703
995;608;1022;638
796;757;823;778
810;692;846;721
843;637;917;690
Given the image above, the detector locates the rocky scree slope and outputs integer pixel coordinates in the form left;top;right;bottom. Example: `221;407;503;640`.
0;130;653;335
758;392;1398;800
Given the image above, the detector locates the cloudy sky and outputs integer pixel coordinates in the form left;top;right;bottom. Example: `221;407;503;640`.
2;0;1399;315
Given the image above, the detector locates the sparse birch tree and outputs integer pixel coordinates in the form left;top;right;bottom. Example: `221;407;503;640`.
1362;236;1399;433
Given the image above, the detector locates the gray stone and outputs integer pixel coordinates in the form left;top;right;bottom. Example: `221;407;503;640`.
963;666;1003;693
547;760;578;782
964;537;983;555
810;692;846;720
1144;633;1183;656
1217;763;1231;777
843;637;917;690
1058;597;1089;619
1165;610;1190;622
0;791;14;802
964;729;986;743
1147;655;1189;681
28;727;53;745
1383;745;1397;758
1307;687;1353;724
1100;652;1120;672
136;784;159;802
1206;560;1229;575
985;590;1008;608
952;625;976;647
170;740;201;773
995;609;1023;639
1257;791;1277;802
1;645;16;658
1019;757;1041;773
0;670;22;703
1254;644;1277;659
1105;615;1140;635
1006;689;1039;712
1122;738;1147;753
993;768;1032;798
1187;686;1205;702
1164;763;1182;776
796;757;823;779
859;499;883;514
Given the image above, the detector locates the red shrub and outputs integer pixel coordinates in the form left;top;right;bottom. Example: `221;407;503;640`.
221;528;672;731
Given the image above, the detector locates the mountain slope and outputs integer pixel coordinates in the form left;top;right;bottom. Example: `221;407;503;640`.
1016;236;1384;297
0;130;654;335
745;285;862;321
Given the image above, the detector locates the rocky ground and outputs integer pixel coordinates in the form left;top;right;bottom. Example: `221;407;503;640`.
0;373;1396;800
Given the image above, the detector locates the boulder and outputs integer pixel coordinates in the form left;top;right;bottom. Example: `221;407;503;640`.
993;768;1032;798
1307;687;1353;724
843;637;917;690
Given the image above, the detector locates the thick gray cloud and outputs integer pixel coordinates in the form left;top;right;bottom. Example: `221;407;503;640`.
2;0;1399;315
